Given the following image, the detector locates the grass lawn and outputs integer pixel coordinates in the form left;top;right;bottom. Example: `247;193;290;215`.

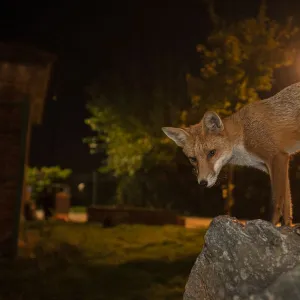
70;206;87;213
1;222;206;300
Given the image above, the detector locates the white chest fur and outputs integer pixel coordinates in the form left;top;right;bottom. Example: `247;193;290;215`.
230;145;268;173
285;141;300;155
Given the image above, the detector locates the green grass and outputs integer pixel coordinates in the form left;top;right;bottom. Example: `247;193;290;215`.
70;206;87;213
1;222;206;300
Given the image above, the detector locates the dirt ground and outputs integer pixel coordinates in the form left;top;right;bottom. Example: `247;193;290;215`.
35;210;247;228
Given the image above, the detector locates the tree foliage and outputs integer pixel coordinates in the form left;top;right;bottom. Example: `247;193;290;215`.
27;166;72;201
187;2;298;117
84;62;190;205
186;1;298;215
84;2;299;210
84;68;186;179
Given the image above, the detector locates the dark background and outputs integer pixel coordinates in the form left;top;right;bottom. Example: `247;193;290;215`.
1;0;299;172
1;0;300;218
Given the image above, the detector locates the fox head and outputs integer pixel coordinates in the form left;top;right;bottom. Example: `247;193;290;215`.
162;111;233;187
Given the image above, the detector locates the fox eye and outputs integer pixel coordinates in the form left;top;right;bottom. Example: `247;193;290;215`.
189;157;197;163
207;149;216;158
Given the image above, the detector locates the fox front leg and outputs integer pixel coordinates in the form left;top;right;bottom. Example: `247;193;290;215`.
269;152;292;226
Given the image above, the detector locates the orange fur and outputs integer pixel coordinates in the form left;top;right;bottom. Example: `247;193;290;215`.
162;82;300;226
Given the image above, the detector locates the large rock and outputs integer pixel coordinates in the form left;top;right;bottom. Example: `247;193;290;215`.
184;216;300;300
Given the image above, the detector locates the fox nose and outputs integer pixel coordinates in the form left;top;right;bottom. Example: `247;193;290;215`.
199;180;208;187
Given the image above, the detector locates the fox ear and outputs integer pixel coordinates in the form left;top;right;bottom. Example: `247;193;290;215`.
162;127;190;148
203;111;224;133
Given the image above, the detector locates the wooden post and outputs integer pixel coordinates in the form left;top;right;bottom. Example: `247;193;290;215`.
0;100;29;259
224;165;235;216
0;43;55;259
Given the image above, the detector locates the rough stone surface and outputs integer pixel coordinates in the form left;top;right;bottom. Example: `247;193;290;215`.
250;264;300;300
184;215;300;300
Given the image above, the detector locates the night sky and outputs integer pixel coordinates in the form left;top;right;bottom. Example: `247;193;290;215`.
1;0;299;173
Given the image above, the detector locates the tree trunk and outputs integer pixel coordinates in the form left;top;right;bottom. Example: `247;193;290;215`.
224;164;235;216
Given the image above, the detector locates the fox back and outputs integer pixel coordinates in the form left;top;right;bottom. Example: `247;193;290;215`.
162;82;300;187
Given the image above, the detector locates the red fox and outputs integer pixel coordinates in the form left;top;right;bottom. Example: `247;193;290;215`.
162;82;300;226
